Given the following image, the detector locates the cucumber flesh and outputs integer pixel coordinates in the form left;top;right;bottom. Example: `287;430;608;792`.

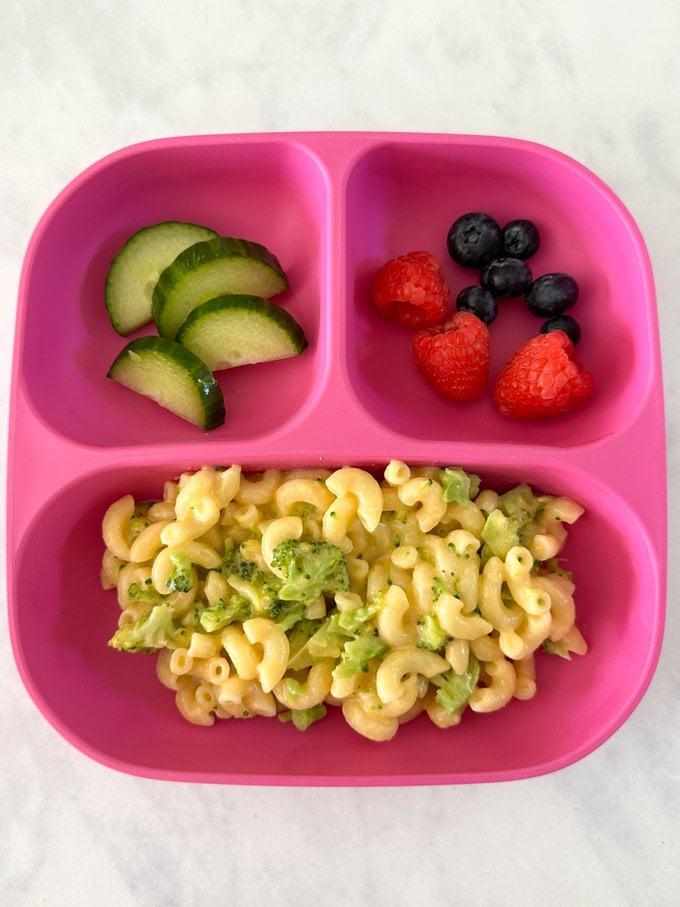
176;294;308;370
152;236;289;340
105;221;219;336
107;336;226;430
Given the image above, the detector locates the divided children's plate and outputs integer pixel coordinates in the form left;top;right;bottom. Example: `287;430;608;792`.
6;133;667;785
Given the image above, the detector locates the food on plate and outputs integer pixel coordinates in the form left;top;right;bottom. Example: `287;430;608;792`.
494;330;594;419
455;285;498;325
369;210;592;419
101;462;587;742
411;311;491;401
370;250;450;328
480;256;533;297
501;219;541;260
152;236;289;340
525;272;580;318
176;293;307;371
104;226;306;429
106;335;226;430
446;212;503;267
105;221;220;336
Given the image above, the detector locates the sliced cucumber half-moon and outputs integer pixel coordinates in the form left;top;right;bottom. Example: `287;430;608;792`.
176;294;308;371
105;221;219;336
107;336;226;430
152;236;289;340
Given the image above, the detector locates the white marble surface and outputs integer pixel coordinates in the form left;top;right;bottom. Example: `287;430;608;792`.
1;1;679;904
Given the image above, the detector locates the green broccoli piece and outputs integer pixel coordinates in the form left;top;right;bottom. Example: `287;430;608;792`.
499;483;541;528
227;572;282;615
278;704;327;731
337;601;380;634
108;604;186;652
166;552;193;593
266;599;307;631
438;467;481;505
481;509;520;559
127;579;163;605
198;595;252;633
417;614;451;651
304;613;350;661
220;540;289;618
286;618;326;670
431;655;480;714
333;634;388;678
271;539;349;603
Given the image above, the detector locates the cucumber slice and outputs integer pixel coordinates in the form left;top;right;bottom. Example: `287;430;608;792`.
152;236;289;339
107;336;226;430
105;221;219;335
176;294;308;370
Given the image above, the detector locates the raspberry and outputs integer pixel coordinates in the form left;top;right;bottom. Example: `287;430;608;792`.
411;311;491;401
494;331;594;419
370;251;450;328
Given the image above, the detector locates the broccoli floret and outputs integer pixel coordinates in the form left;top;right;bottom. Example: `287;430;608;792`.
302;613;350;662
278;704;327;731
166;552;193;593
438;467;481;505
337;601;380;634
431;655;480;714
499;484;541;528
220;540;290;619
266;600;307;631
127;579;163;605
220;539;258;580
417;614;451;651
271;539;349;603
227;571;282;615
108;604;186;652
198;595;252;633
333;634;388;678
481;509;520;559
286;618;326;669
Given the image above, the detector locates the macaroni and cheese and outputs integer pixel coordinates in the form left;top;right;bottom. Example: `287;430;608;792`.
101;462;587;741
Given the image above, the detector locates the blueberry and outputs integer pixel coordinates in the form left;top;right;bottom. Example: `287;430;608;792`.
456;285;498;325
502;219;540;259
447;212;502;268
540;314;582;345
526;272;579;317
480;257;532;297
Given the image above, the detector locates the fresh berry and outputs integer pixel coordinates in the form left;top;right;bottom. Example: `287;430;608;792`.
540;314;581;345
525;272;579;317
456;285;498;325
447;213;502;268
480;257;532;297
494;330;594;419
502;219;540;259
370;251;450;328
411;311;491;401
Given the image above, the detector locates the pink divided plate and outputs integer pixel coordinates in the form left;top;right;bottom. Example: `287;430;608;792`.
6;133;667;785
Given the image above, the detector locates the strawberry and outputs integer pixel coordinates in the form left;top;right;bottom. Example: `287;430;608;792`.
494;330;594;419
371;250;450;328
411;311;491;401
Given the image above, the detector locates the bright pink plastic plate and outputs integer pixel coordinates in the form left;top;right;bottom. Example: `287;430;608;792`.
6;133;667;785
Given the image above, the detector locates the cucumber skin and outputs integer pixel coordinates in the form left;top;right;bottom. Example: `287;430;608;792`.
107;336;226;431
152;236;289;339
105;221;219;336
176;294;308;370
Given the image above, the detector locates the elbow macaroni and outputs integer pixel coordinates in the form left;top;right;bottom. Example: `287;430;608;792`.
101;461;588;742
